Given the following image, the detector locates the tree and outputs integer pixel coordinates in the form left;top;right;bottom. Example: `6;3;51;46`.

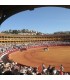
12;30;18;34
36;32;42;35
21;29;26;33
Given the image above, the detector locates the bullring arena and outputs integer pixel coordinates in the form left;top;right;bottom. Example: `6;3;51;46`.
8;46;70;72
0;33;70;74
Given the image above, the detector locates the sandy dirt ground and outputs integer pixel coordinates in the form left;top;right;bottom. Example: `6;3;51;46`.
8;46;70;72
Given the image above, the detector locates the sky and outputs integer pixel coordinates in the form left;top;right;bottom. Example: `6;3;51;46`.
0;7;70;34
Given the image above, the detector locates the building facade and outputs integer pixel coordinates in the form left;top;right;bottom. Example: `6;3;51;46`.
0;33;70;44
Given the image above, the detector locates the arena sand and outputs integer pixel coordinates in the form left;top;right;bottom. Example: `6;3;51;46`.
8;46;70;72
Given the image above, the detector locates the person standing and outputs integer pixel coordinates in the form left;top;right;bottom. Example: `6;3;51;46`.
60;64;64;75
60;64;64;72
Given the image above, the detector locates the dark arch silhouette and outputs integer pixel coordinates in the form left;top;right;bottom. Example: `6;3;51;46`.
0;5;70;25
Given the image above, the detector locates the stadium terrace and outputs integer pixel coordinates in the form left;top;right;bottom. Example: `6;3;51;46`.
0;33;70;75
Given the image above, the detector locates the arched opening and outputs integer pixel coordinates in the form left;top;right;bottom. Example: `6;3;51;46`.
0;6;70;75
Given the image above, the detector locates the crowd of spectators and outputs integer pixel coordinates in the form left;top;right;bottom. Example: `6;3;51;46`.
0;41;70;75
0;61;69;75
0;41;70;53
24;41;70;48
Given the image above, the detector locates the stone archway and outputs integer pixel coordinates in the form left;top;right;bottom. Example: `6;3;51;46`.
0;5;70;25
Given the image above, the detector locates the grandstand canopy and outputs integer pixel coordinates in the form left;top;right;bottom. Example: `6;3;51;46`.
0;5;70;25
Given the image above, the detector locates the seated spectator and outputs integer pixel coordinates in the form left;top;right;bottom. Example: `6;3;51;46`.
3;70;13;75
